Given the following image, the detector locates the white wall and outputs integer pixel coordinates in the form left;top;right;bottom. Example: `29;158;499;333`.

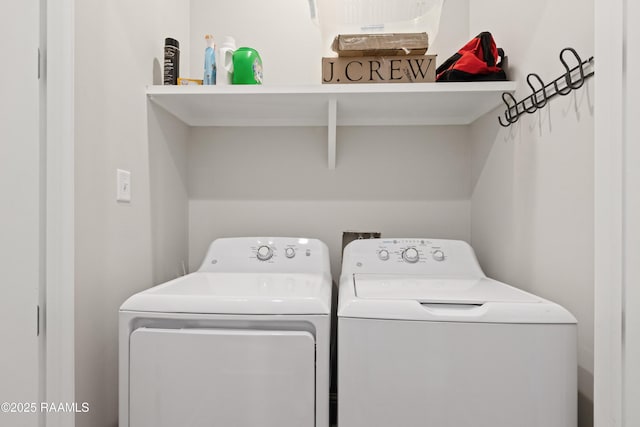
72;1;472;424
189;0;469;85
148;104;190;284
74;1;189;426
468;1;594;426
623;1;640;424
187;126;472;278
185;0;474;277
0;2;41;426
71;0;596;425
594;0;640;425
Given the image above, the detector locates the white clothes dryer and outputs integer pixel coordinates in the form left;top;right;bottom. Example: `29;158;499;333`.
338;238;577;427
119;237;332;427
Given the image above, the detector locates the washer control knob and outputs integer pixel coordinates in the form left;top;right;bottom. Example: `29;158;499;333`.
256;245;273;261
378;249;390;261
432;250;445;262
285;247;296;259
402;247;420;263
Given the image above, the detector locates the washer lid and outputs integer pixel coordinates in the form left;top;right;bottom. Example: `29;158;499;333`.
354;274;539;304
120;272;332;315
340;274;576;324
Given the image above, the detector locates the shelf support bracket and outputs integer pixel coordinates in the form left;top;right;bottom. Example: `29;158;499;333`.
328;98;337;169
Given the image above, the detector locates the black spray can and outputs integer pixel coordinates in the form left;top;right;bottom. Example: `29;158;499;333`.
163;38;180;85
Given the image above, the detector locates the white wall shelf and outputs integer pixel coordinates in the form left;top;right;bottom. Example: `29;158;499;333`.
147;82;516;168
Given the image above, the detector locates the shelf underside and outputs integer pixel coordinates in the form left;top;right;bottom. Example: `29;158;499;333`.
147;82;517;127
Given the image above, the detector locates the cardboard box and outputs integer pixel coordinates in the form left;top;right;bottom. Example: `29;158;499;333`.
331;33;429;57
178;78;203;85
322;55;436;84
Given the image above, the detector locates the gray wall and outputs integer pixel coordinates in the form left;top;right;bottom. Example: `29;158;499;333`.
74;1;189;426
187;126;472;279
468;1;594;425
188;0;470;85
185;0;475;279
0;2;40;423
72;0;595;426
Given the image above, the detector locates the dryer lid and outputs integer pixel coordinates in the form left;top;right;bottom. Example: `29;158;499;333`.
120;272;332;315
353;274;540;304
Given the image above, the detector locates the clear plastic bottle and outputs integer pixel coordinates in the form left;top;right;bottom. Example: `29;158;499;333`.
203;34;217;85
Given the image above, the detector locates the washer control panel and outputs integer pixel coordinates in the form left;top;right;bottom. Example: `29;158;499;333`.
402;247;420;263
343;238;485;277
198;237;330;274
377;249;390;261
284;247;296;259
372;239;446;265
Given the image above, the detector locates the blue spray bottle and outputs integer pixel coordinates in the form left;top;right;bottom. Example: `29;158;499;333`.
204;34;217;85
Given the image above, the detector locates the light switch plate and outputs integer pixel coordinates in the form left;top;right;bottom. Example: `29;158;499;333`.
116;169;131;202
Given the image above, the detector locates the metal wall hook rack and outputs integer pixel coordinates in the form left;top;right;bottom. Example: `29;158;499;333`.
498;47;594;127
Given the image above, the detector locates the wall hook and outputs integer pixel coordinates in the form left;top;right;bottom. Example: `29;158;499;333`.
498;92;520;127
560;47;587;90
527;73;548;109
498;47;594;128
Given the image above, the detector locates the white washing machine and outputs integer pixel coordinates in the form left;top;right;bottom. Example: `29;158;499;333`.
338;238;577;427
119;237;332;427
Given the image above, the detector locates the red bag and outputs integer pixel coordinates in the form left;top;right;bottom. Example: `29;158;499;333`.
436;32;506;82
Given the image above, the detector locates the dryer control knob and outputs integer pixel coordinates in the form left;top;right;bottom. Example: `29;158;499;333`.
256;245;273;261
402;247;420;263
378;249;390;261
285;247;296;259
432;250;445;262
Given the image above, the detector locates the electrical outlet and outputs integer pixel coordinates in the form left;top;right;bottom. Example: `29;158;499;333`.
342;231;381;256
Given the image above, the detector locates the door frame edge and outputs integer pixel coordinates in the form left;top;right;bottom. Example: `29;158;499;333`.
45;0;75;426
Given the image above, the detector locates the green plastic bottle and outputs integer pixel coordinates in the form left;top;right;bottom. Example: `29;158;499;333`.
232;47;263;84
